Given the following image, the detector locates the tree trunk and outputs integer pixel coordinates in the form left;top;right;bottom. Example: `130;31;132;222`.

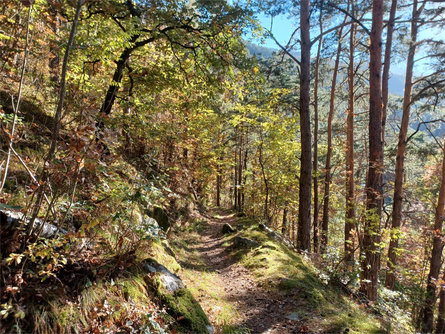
242;127;249;210
421;138;445;333
282;205;288;236
360;0;384;302
216;155;222;207
321;15;346;253
259;135;269;222
312;7;323;253
234;128;238;210
381;0;397;144
385;0;419;290
100;42;136;115
237;127;243;212
27;0;84;237
297;0;312;252
345;19;357;267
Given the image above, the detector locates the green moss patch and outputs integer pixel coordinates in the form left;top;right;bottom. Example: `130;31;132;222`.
224;224;386;334
155;275;211;333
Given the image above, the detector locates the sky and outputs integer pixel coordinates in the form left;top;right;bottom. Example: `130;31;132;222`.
246;6;444;77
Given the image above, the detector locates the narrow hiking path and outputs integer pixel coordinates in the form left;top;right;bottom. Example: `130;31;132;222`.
180;211;305;334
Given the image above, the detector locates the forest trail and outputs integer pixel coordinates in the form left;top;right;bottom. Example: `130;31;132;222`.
184;212;304;334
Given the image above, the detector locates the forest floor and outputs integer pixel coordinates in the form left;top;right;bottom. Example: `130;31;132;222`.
173;211;308;334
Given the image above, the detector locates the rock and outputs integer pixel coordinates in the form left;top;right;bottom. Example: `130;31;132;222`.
142;259;184;292
258;223;281;241
221;223;235;234
0;209;66;238
258;223;268;231
232;236;259;249
285;312;300;321
143;258;211;333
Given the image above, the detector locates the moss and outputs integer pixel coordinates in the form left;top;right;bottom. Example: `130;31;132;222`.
155;274;211;333
148;240;182;273
228;224;385;333
120;274;151;303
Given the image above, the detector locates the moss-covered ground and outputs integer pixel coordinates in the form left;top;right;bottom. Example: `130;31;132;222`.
230;225;387;333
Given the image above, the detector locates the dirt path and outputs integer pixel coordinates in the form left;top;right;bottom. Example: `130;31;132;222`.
188;212;304;334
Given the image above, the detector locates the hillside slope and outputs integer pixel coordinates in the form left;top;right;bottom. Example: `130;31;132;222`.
167;211;406;334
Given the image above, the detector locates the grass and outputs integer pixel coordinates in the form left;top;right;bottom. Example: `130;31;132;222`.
29;269;163;334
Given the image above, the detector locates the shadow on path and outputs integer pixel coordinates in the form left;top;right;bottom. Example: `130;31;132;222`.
189;211;304;334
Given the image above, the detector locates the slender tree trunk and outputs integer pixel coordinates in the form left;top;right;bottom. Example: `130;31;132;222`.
242;128;249;210
321;15;346;253
237;128;243;211
282;205;288;236
313;7;323;253
297;0;312;251
234;128;238;210
100;42;136;115
385;0;419;290
259;135;269;222
345;20;357;267
421;139;445;333
216;155;222;207
381;0;397;144
360;0;384;302
28;0;83;237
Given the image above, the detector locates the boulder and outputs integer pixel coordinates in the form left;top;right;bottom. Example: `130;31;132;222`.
258;223;281;241
143;258;212;333
143;258;184;292
232;236;259;249
285;312;300;321
0;209;66;238
221;223;235;234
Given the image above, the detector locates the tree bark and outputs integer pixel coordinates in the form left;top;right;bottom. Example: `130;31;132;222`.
345;19;357;267
99;41;137;115
282;205;288;236
381;0;397;144
385;0;419;290
297;0;312;252
421;138;445;333
312;5;323;253
27;0;84;237
321;13;347;253
242;128;249;210
234;127;238;210
259;134;269;223
216;155;222;207
237;127;243;211
360;0;384;302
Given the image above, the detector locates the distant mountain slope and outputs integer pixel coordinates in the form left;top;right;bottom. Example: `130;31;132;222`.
245;41;278;58
246;42;405;96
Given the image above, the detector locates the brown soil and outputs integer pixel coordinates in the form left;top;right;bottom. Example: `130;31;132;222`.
188;212;305;334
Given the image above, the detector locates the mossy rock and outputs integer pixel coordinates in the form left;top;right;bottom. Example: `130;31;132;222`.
154;275;211;333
